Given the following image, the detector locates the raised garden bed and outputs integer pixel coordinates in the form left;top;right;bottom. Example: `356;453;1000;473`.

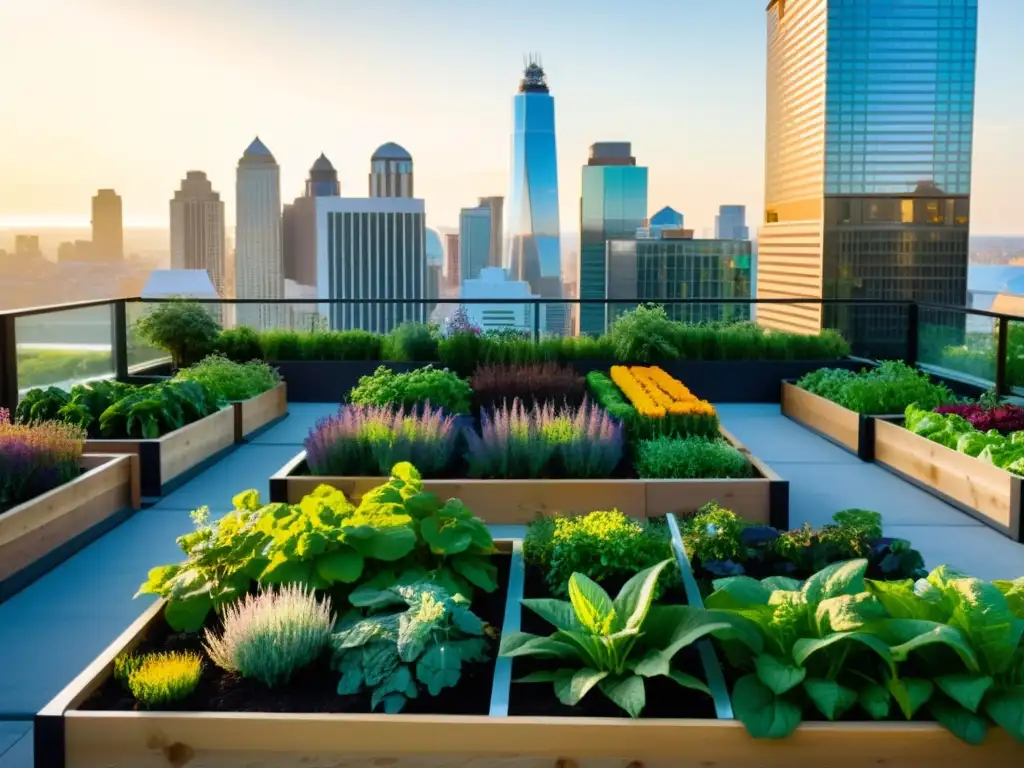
84;407;236;499
232;382;288;442
269;426;789;528
0;453;140;603
873;417;1024;542
780;381;898;461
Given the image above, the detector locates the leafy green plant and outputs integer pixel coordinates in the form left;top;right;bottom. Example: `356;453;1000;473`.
215;326;263;363
906;404;1024;475
635;435;752;479
524;510;677;598
98;379;222;439
348;365;471;414
500;561;734;717
385;323;439;362
137;463;499;632
798;361;955;414
14;386;72;424
331;581;491;713
133;300;222;369
606;305;682;363
175;354;280;401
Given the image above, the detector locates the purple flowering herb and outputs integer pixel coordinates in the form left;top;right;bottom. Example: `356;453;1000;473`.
304;403;457;478
0;409;85;510
445;306;481;337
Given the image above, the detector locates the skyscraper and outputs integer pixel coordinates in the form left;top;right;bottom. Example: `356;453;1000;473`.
579;142;648;336
479;196;504;268
235;137;285;330
444;233;460;291
283;153;341;288
426;228;444;313
92;189;123;261
170;171;226;296
716;205;749;240
649;206;683;231
369;143;414;198
459;200;495;284
758;0;977;356
507;61;564;334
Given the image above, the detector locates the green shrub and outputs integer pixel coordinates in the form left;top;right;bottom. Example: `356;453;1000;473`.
175;354;279;401
215;326;263;363
680;501;746;565
348;365;471;413
204;585;334;689
585;370;637;425
606;305;681;362
797;360;954;414
126;651;203;708
298;330;382;361
257;330;303;361
635;436;752;479
385;323;439;361
524;510;677;597
438;332;488;377
133;300;222;369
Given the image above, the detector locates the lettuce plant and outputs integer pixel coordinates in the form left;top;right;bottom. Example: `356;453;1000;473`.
907;405;1024;475
499;560;739;717
331;581;490;713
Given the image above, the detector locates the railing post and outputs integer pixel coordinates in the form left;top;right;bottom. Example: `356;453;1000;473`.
532;303;540;343
905;302;919;367
0;315;17;414
112;300;129;381
996;315;1009;397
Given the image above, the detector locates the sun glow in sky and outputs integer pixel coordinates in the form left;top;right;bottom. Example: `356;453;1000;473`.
1;0;1022;235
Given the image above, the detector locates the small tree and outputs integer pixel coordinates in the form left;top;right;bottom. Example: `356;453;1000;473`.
133;300;222;369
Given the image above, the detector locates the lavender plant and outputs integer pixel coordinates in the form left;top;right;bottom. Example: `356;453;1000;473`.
465;399;624;479
0;408;84;510
304;404;458;477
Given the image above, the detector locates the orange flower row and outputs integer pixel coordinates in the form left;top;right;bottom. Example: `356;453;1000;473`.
609;366;716;420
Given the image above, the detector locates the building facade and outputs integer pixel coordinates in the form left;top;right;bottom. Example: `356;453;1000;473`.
315;197;427;333
444;233;460;291
507;61;564;334
461;267;540;333
716;205;749;240
170;171;226;297
579;142;648;336
92;189;123;261
459;201;494;284
283;153;341;289
649;206;684;232
426;228;444;313
369;143;414;198
758;0;977;357
606;238;753;327
235;137;285;330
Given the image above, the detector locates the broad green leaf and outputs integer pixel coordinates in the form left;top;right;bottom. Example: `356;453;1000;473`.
792;632;895;677
803;678;857;720
597;675;646;718
259;556;312;586
731;674;802;739
163;594;212;633
612;559;670;632
931;699;990;745
992;578;1024;617
761;576;803;592
802;559;868;603
814;593;887;633
451;606;485;636
390;461;422;484
348;526;417;562
755;654;806;695
397;612;433;663
707;576;772;609
555;668;608;706
632;607;748;677
567;572;616;634
985;688;1024;743
667;670;710;694
449;637;489;663
521;599;581;632
944;578;1022;675
885;621;980;673
515;669;574;684
858;682;891;719
553;629;612;670
416;642;462;696
935;675;993;714
135;564;180;597
231;489;262;511
315;549;364;584
371;666;412;712
403;491;442;519
335;654;365;695
498;632;580;660
380;693;407;714
450;555;498;592
887;677;934;719
419;517;472;555
866;579;942;621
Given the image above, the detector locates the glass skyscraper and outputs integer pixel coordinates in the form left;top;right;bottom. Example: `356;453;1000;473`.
507;62;564;334
758;0;977;356
579;142;648;336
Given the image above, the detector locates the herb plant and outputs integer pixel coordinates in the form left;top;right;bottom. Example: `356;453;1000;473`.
797;361;955;414
133;300;222;369
384;323;439;362
175;354;279;401
500;561;734;717
349;365;471;414
331;581;491;713
214;326;263;363
470;362;586;412
0;408;84;510
121;651;203;708
635;436;752;479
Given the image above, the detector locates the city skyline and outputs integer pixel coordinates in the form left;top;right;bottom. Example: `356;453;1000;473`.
2;0;1022;236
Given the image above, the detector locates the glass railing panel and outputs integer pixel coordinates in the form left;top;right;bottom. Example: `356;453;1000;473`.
918;305;995;387
1004;319;1024;396
15;304;116;394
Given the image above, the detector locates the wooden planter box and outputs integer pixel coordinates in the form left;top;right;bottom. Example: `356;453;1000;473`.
0;454;140;603
874;417;1024;541
84;407;236;499
268;427;789;528
36;534;1018;768
232;383;288;442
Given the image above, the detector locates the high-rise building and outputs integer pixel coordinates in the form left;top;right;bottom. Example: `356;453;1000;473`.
479;196;503;268
283;153;341;289
170;171;226;296
369;143;413;198
758;0;977;356
462;267;541;333
307;153;340;197
235;137;285;330
14;235;41;259
315;197;427;333
649;206;684;231
426;228;444;313
459;200;495;284
92;189;123;261
444;233;460;291
606;238;753;325
579;142;648;336
507;61;564;334
716;205;749;240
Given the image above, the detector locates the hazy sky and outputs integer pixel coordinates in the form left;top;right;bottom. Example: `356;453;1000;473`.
1;0;1021;235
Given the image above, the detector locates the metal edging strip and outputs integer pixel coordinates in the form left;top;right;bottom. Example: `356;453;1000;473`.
487;539;523;717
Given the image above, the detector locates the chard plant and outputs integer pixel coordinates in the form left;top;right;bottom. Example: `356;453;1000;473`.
499;560;743;717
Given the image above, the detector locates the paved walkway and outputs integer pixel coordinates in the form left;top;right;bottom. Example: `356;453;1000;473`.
1;401;1022;767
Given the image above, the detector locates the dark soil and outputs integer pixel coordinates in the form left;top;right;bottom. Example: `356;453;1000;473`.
508;564;717;720
82;555;511;715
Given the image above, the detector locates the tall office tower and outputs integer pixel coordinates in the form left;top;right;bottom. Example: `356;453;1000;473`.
459;200;495;283
507;60;564;334
650;206;683;231
315;197;427;333
369;143;414;198
235;137;285;330
307;153;340;197
758;0;977;357
426;228;444;313
14;235;41;258
92;189;123;261
478;196;504;268
283;153;341;287
444;233;460;291
170;172;226;296
716;205;749;239
579;142;648;336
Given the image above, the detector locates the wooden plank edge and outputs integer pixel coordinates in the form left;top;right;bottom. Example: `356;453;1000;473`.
269;449;309;503
780;382;862;457
487;540;523;717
